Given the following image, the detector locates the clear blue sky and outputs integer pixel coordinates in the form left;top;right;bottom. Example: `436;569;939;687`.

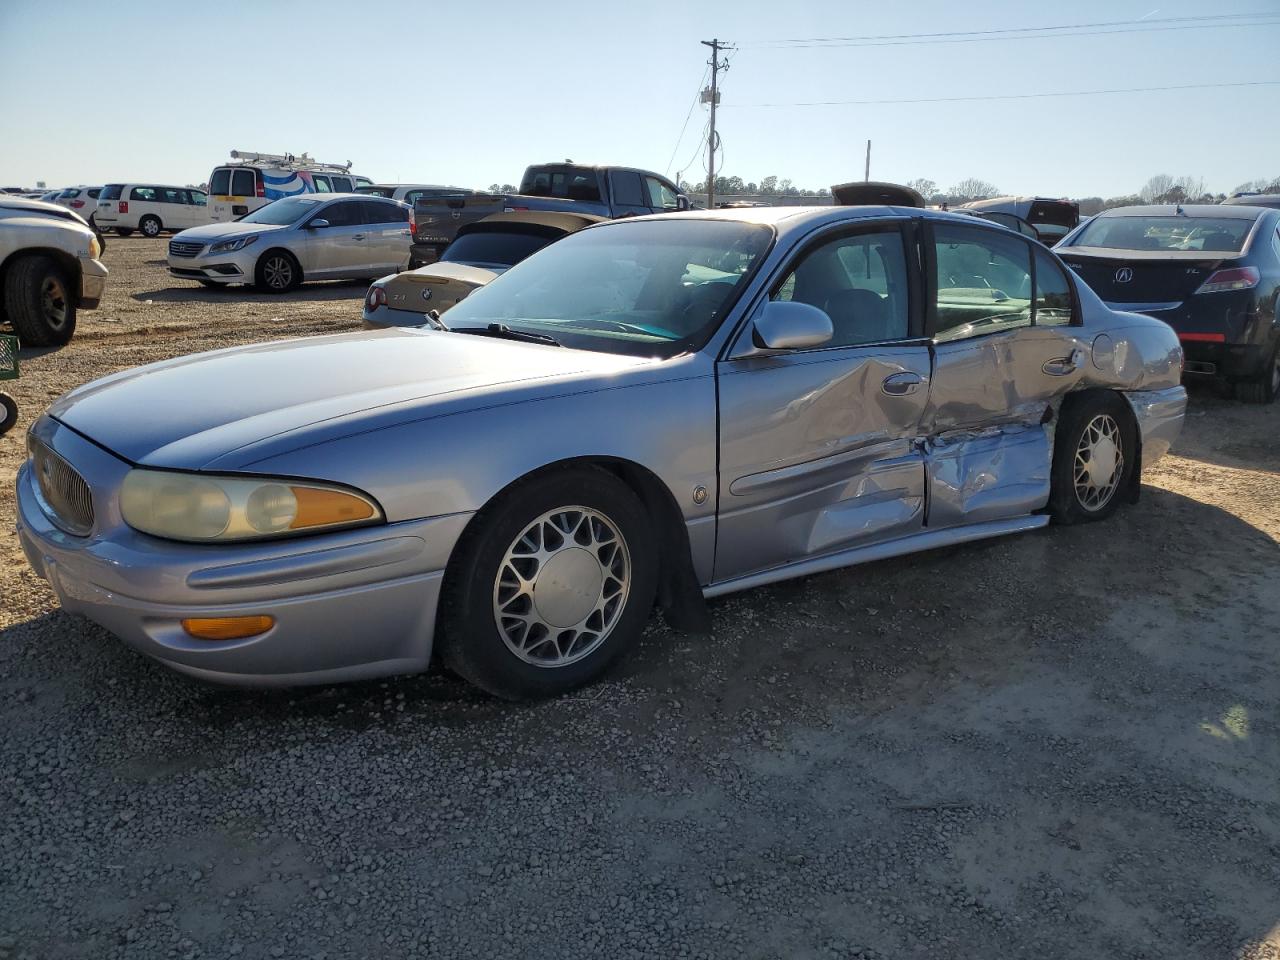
2;0;1277;198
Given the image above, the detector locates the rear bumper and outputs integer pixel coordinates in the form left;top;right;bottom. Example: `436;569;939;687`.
1109;293;1272;380
1123;385;1186;469
1178;339;1272;380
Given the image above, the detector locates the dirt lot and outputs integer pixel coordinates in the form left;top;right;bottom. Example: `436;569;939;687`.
1;236;1278;959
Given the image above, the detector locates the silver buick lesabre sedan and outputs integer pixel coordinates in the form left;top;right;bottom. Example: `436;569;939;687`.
17;206;1186;699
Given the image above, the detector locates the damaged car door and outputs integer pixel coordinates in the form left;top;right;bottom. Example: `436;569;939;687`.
715;221;931;581
922;221;1085;527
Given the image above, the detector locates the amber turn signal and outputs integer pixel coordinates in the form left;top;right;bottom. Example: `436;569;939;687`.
181;616;275;641
291;487;377;529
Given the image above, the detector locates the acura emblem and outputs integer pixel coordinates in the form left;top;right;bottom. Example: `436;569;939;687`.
1115;267;1134;283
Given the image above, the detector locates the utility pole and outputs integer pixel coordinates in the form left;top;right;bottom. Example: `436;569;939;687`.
700;38;730;209
864;140;871;182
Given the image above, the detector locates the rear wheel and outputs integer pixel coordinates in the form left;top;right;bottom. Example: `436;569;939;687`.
139;215;162;238
439;467;658;700
1049;392;1136;525
1233;341;1280;404
2;255;77;347
0;392;17;436
254;250;301;292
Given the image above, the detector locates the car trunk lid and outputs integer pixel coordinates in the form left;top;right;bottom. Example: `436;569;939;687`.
1057;248;1231;304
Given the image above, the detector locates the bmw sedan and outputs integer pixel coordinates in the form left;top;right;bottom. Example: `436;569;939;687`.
166;194;411;292
18;206;1186;699
1057;204;1280;402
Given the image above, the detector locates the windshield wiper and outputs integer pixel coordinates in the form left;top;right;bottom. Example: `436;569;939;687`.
451;323;561;347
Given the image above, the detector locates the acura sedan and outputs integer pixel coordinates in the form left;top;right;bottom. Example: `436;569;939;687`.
1057;204;1280;402
166;194;411;292
18;206;1186;699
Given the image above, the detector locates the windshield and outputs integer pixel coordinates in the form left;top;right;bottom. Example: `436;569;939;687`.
1074;216;1253;253
239;196;321;225
440;219;773;357
443;230;554;268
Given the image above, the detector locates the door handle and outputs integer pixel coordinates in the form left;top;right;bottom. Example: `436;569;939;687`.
881;372;924;396
1042;349;1084;376
352;233;366;241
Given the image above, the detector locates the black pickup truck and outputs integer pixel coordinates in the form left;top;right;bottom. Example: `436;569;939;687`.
410;162;688;265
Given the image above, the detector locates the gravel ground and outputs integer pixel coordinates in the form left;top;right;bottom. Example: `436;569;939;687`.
1;237;1278;960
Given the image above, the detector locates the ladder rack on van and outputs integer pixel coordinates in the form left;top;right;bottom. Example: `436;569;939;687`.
226;150;352;173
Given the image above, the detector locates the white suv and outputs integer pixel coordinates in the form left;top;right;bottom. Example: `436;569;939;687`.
54;186;103;228
96;183;211;237
1;198;107;346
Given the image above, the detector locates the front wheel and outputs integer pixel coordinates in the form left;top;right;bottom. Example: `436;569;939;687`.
1048;392;1136;525
254;251;301;292
1;255;77;347
439;468;658;700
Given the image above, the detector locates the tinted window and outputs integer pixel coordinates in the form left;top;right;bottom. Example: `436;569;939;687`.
1034;247;1073;326
130;186;157;201
611;171;645;207
330;176;354;193
772;229;910;346
209;169;231;195
404;188;471;205
312;175;332;193
443;230;554;267
318;200;361;227
645;177;679;211
240;196;323;225
934;224;1032;341
230;170;256;197
520;167;601;202
187;190;207;206
361;200;406;224
159;187;184;204
1073;216;1253;253
57;188;80;199
442;219;772;358
101;184;125;200
1028;200;1078;229
357;186;395;198
87;188;100;199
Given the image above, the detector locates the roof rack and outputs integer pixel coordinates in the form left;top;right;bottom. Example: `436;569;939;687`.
225;150;352;173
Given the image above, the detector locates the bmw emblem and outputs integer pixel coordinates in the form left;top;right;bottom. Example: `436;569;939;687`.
1114;267;1134;283
421;288;433;302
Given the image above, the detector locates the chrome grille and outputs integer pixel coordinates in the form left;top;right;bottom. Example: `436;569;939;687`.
31;438;94;536
168;240;204;258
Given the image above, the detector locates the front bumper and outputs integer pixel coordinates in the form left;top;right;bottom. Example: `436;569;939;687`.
78;257;107;310
1124;385;1186;469
167;247;257;284
15;418;472;687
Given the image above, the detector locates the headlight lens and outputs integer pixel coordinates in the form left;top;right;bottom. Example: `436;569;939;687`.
208;235;259;254
119;470;381;542
88;235;101;259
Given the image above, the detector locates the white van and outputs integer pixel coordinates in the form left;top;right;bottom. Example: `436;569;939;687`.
96;184;211;237
207;151;371;223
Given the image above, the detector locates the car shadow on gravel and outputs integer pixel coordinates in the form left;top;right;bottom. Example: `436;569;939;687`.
1174;383;1280;474
132;281;370;306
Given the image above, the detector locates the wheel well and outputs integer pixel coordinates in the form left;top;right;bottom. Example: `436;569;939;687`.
257;247;300;270
0;248;83;303
460;456;711;634
1059;387;1143;504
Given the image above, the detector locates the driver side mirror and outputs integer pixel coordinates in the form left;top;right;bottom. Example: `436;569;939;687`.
307;218;330;229
752;300;833;350
676;195;690;211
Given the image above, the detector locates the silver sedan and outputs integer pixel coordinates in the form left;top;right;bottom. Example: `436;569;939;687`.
18;206;1186;698
166;194;411;291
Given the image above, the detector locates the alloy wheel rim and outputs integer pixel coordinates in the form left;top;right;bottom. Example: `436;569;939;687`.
264;258;292;289
493;506;631;668
40;276;68;329
1073;413;1124;511
143;220;159;236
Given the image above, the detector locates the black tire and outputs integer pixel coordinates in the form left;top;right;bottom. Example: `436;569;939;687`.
1233;340;1280;404
1048;391;1137;525
115;228;133;237
196;279;223;289
439;467;658;700
254;250;301;293
0;392;17;437
1;255;77;347
88;217;106;251
138;215;162;238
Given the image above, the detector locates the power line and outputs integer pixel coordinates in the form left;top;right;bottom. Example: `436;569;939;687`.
664;65;710;178
738;12;1280;47
724;79;1280;109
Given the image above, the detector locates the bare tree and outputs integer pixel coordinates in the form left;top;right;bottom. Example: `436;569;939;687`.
948;178;1001;202
906;178;937;201
1140;174;1175;202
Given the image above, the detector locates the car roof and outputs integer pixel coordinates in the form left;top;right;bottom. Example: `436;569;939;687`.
1221;193;1280;207
1093;204;1267;220
315;192;407;205
621;205;1012;237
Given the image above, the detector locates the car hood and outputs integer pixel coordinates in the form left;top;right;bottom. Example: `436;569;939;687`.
48;328;652;469
172;221;287;243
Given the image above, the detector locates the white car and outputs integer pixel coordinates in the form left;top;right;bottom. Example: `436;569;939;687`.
96;183;211;237
54;186;103;230
167;194;410;291
0;198;108;345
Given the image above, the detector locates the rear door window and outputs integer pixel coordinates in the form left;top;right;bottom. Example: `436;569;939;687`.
230;169;256;196
159;187;184;204
933;223;1033;341
330;176;354;193
210;169;232;195
610;171;645;207
319;200;360;227
361;200;405;224
312;175;332;193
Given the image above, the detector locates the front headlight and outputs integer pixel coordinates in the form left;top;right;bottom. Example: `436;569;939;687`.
208;235;259;255
119;470;382;542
